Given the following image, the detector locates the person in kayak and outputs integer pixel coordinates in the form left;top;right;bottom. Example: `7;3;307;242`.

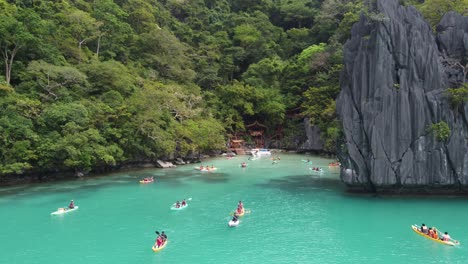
231;213;239;222
420;224;428;234
175;201;180;208
155;235;163;248
161;231;167;242
181;199;186;206
238;201;243;210
442;232;451;241
428;228;434;237
68;200;75;209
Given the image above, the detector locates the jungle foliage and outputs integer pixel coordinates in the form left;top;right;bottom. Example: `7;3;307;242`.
0;0;456;176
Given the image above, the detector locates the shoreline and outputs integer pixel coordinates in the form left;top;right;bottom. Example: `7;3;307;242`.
0;149;330;187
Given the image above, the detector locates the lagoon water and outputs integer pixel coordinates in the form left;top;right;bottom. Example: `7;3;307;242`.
1;153;468;264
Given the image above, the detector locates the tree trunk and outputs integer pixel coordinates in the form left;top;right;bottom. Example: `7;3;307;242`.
96;34;102;59
2;45;20;85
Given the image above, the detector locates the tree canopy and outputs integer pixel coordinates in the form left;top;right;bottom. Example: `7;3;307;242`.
0;0;461;176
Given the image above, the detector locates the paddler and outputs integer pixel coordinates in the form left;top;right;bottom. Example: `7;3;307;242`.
236;205;243;215
231;212;239;222
68;200;75;209
175;201;180;208
442;232;451;241
420;224;428;234
155;235;163;248
428;228;434;237
238;201;243;210
181;199;186;206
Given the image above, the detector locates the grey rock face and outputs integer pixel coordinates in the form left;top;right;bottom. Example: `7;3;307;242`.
300;117;324;151
337;0;468;192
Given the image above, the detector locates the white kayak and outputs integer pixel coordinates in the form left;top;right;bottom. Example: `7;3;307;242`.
51;206;79;215
171;203;188;210
228;220;240;227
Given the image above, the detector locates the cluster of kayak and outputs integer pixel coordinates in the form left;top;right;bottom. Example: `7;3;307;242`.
228;202;247;227
152;200;249;252
412;224;460;246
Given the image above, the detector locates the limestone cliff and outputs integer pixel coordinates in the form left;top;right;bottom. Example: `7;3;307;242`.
337;0;468;192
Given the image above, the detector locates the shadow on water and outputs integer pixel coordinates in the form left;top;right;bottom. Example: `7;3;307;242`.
0;168;232;201
256;174;346;193
191;172;230;184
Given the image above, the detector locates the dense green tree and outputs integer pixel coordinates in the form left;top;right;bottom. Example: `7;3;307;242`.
18;60;88;101
0;9;35;84
79;60;136;96
418;0;467;27
0;0;464;178
91;0;133;60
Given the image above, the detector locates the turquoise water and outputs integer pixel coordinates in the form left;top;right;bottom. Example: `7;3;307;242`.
1;153;468;264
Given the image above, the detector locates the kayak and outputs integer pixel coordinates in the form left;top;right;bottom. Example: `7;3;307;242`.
236;208;245;217
411;225;460;246
139;179;154;184
171;203;188;210
194;167;217;172
228;220;240;227
51;206;79;215
309;168;323;172
152;240;168;252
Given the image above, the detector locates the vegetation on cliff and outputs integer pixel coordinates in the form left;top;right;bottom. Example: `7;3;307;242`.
0;0;463;177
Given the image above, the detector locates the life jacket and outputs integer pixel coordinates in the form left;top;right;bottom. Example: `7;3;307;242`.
156;237;163;246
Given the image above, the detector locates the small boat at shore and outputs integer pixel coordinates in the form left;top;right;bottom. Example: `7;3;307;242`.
251;148;271;156
411;225;460;246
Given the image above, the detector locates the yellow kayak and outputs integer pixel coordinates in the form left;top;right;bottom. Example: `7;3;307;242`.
411;225;459;246
152;240;168;252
